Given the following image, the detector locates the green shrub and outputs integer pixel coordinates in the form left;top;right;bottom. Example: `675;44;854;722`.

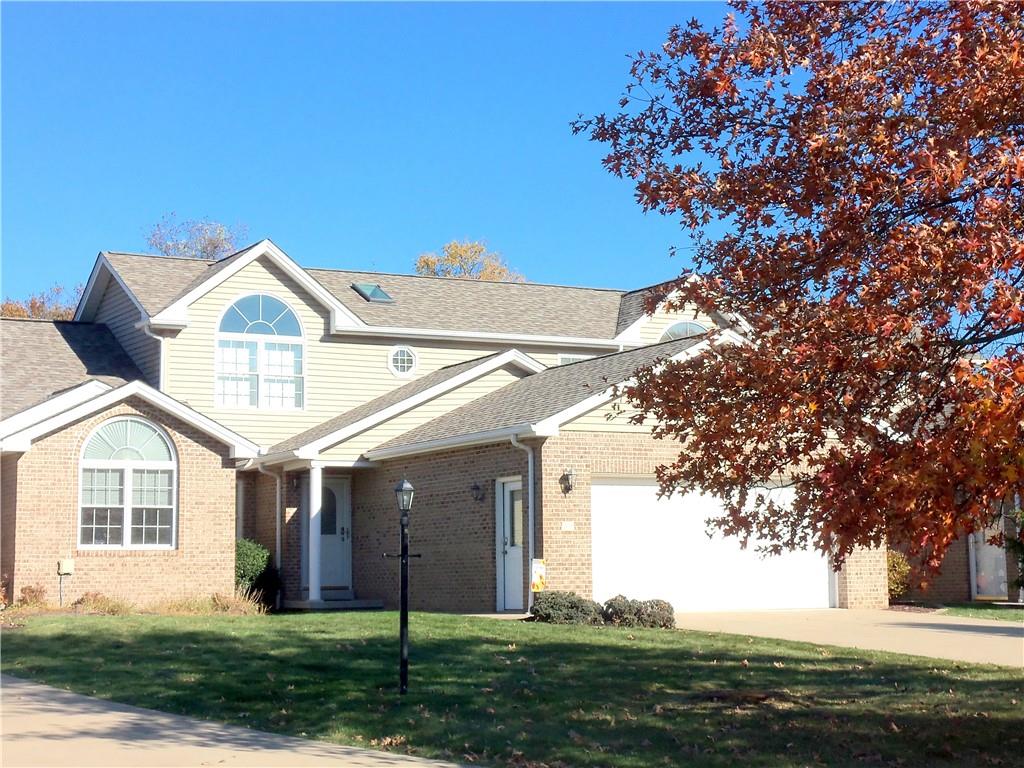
888;549;912;601
235;539;271;591
636;599;676;629
603;595;676;628
530;591;603;625
602;594;642;627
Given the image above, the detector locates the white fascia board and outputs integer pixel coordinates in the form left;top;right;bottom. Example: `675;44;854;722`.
74;254;149;323
328;325;623;350
0;380;113;439
148;240;366;332
298;349;547;456
364;424;542;461
4;380;260;459
532;338;723;434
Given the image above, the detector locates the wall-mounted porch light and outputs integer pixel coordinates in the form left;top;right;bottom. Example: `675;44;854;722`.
560;468;576;493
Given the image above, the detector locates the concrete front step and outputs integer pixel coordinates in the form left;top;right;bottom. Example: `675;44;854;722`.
282;598;385;611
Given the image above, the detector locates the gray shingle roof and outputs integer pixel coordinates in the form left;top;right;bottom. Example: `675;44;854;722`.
102;252;211;316
310;269;625;339
616;281;678;334
371;337;702;453
0;319;143;419
268;353;502;454
98;252;637;340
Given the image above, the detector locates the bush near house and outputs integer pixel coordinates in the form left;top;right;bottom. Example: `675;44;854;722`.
235;539;271;591
18;584;47;608
531;591;676;629
887;550;912;601
602;595;676;629
530;590;603;625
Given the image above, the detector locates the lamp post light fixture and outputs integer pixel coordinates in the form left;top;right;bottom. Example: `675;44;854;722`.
394;478;414;695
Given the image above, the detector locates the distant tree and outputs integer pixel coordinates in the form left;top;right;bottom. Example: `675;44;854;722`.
415;240;525;282
1;283;83;320
147;214;248;261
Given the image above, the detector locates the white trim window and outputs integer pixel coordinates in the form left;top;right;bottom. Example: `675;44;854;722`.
660;321;709;341
79;417;178;549
216;294;304;409
388;345;417;378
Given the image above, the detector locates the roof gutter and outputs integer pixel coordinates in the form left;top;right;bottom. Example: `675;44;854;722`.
326;326;624;350
365;423;553;462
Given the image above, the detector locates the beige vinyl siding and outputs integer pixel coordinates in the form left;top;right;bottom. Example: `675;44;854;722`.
561;398;653;433
319;366;525;461
162;256;593;447
634;304;719;346
94;279;160;385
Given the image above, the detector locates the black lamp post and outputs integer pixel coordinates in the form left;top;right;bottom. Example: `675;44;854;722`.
394;478;414;695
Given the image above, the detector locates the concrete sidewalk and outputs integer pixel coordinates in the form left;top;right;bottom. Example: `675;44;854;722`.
674;608;1024;667
1;675;461;768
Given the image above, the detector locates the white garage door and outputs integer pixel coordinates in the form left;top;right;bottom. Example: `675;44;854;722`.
591;479;834;611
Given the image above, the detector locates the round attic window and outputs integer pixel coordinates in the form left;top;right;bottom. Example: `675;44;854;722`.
389;346;417;377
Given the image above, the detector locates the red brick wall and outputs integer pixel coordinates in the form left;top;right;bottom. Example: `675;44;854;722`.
835;546;889;609
352;443;528;612
905;515;1022;604
2;397;236;606
904;537;972;604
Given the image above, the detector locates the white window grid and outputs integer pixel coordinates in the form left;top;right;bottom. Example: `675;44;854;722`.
79;460;177;550
388;346;417;377
215;336;304;410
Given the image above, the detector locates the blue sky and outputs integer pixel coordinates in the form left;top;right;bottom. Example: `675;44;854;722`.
2;2;728;298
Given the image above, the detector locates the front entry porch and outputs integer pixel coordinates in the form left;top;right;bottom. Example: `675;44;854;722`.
284;466;382;611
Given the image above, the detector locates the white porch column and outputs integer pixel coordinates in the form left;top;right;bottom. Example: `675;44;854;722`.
308;464;323;603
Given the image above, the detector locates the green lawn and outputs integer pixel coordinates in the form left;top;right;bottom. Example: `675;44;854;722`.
939;603;1024;623
3;612;1022;767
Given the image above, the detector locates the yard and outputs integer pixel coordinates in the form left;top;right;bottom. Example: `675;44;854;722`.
2;612;1022;768
938;603;1024;623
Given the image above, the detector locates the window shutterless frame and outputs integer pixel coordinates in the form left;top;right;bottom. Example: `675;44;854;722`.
213;293;306;411
387;345;417;378
77;417;179;551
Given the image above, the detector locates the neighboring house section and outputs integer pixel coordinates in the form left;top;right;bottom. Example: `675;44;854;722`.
1;240;896;612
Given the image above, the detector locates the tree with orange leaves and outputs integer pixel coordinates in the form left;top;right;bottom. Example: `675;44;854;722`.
574;1;1023;578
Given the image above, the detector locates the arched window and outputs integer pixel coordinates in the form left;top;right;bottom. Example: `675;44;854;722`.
215;294;304;409
660;321;709;342
79;417;177;548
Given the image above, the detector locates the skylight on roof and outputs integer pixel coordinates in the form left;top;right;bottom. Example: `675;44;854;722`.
351;283;393;303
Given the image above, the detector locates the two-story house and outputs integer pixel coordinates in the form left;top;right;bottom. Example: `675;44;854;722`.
0;240;892;612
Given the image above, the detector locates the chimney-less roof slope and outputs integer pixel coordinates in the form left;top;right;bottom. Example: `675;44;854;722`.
0;318;144;418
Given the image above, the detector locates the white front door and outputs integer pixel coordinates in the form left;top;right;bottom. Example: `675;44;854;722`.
301;476;352;591
497;480;525;611
320;477;352;588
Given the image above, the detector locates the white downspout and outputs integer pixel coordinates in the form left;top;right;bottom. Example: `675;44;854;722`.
509;435;536;611
139;322;166;390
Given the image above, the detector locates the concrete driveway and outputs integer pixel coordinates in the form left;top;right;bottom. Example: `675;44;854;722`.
674;608;1024;667
1;675;460;768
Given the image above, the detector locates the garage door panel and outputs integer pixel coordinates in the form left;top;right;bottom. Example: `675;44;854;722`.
591;481;832;611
